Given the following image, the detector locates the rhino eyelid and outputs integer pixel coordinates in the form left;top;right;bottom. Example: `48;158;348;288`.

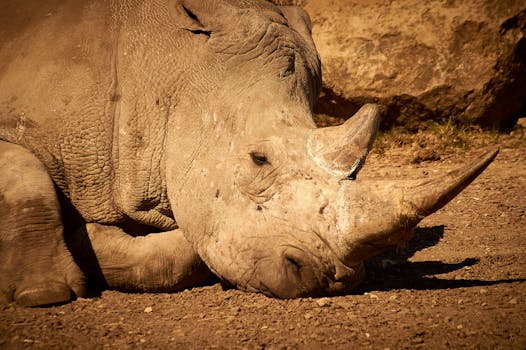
250;152;270;166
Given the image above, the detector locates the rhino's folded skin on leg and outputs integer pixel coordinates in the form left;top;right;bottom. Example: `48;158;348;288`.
0;0;498;305
68;223;210;292
0;141;86;306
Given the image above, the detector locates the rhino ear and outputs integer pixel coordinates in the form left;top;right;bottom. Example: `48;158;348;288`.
279;6;313;41
170;0;216;34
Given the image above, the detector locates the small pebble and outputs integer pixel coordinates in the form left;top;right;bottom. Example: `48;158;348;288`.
316;298;332;307
144;306;153;313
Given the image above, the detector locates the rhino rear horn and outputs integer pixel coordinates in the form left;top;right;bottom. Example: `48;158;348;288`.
307;104;380;179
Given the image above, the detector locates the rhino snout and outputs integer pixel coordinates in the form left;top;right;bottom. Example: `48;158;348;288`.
244;245;365;299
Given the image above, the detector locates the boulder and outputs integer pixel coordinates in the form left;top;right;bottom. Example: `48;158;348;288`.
300;0;526;131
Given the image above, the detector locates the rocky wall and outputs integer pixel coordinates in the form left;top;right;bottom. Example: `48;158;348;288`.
276;0;526;131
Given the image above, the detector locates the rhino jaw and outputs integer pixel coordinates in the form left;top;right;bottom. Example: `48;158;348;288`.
206;241;367;299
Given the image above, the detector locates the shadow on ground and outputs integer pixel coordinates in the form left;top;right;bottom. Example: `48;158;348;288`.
360;225;525;292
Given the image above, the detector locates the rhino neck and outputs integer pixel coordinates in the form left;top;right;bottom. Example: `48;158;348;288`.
111;94;176;230
108;4;200;231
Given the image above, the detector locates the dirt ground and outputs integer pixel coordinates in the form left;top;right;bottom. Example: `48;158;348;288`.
1;123;525;349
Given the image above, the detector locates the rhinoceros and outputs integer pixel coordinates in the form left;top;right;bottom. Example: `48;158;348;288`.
0;0;498;306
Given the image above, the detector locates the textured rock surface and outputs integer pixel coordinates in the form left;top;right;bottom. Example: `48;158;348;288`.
300;0;526;131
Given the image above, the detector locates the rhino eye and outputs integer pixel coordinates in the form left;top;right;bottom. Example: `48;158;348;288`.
250;152;269;166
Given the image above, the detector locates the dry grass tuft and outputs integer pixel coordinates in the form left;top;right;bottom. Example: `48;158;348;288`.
314;111;526;164
370;117;525;164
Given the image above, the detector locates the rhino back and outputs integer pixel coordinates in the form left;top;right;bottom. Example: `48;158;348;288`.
0;1;179;229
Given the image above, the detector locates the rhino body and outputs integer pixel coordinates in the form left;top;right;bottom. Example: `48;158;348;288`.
0;0;497;306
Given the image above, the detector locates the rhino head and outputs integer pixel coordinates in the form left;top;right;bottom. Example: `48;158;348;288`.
164;0;497;297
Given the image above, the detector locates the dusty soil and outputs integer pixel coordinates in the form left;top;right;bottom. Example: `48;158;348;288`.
1;124;525;349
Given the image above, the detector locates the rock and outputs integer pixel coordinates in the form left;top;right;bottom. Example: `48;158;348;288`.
315;297;332;307
302;0;526;131
143;306;153;313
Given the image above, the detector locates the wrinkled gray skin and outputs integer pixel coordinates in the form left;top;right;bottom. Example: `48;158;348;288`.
0;0;498;306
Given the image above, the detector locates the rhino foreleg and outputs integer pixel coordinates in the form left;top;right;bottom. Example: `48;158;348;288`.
72;223;211;292
0;141;86;306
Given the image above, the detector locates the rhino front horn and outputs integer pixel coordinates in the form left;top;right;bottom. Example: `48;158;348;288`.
307;104;380;179
332;147;499;265
406;147;499;217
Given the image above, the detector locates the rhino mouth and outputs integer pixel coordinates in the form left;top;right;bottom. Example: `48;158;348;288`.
236;243;365;299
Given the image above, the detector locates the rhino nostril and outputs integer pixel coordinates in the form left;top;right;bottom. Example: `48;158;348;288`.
284;254;303;271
